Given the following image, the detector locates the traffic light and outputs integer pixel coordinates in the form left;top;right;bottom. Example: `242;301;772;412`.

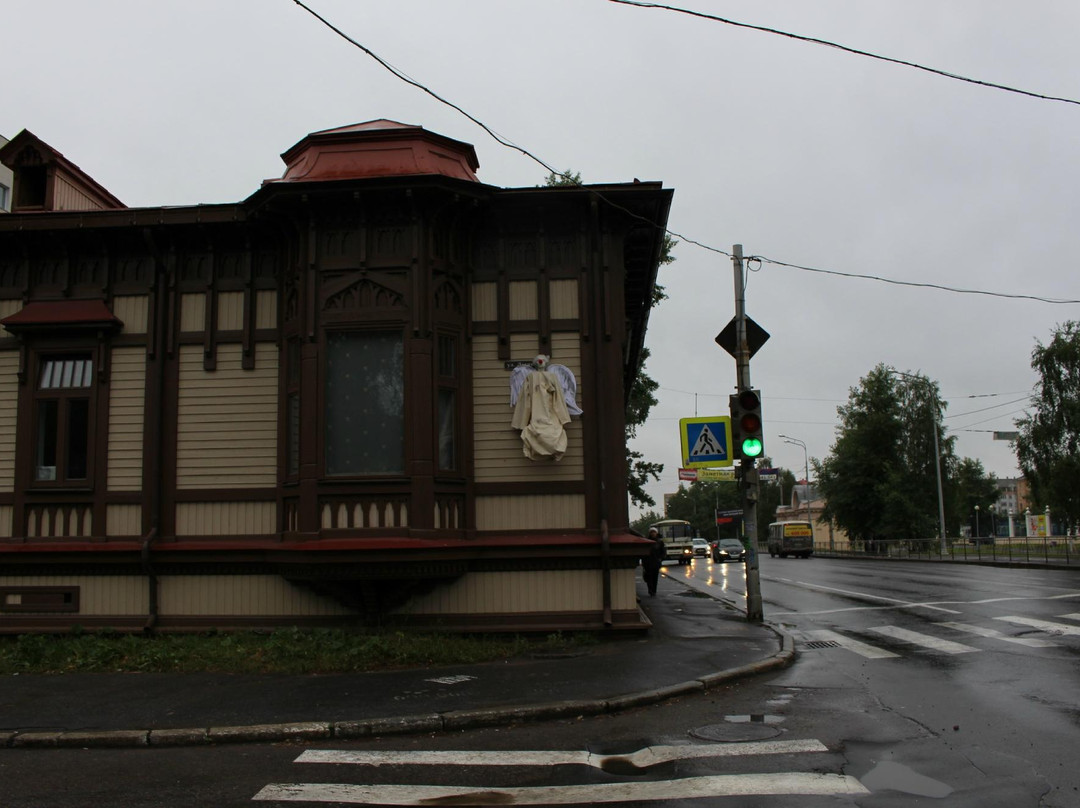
729;389;764;460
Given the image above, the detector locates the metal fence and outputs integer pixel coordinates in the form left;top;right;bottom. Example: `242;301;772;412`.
809;536;1079;566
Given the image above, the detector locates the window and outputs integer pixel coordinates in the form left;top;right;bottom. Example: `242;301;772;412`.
285;339;301;478
436;333;459;471
325;331;404;475
0;182;10;211
34;355;93;485
15;166;46;209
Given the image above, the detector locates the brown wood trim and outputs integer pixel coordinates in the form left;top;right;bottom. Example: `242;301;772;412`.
471;318;580;336
392;609;648;632
0;585;80;613
160;306;180;539
172;489;278;503
92;337;110;537
241;247;255;370
472;481;586;496
202;288;217;371
496;266;510;360
538;270;550;351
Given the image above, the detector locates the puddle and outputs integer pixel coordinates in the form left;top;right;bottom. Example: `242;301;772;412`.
861;761;954;798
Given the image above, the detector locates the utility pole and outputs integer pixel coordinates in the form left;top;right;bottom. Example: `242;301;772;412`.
733;245;764;622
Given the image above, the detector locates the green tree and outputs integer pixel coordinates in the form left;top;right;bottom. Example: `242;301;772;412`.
949;458;999;536
816;364;955;543
665;480;741;539
1015;320;1080;532
630;508;665;535
545;169;676;508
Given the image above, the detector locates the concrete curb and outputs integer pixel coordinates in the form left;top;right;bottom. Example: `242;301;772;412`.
1;628;796;750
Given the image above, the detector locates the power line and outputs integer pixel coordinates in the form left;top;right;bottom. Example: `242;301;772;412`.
608;0;1080;108
292;0;1078;307
754;255;1080;305
948;407;1029;432
945;396;1030;420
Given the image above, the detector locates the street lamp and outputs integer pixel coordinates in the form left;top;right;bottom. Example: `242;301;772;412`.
975;504;980;539
890;371;947;554
778;434;812;530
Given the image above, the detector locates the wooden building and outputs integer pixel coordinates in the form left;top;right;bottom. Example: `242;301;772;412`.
0;121;672;632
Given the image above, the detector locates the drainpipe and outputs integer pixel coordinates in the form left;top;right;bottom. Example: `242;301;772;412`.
141;528;159;631
600;485;612;628
141;227;169;632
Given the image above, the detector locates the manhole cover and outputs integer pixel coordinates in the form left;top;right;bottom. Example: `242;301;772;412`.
804;640;841;649
689;723;782;742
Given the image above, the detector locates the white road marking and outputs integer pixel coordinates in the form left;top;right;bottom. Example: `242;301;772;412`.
769;578;961;614
253;772;869;804
424;675;477;685
868;626;980;654
802;629;899;659
1058;612;1080;621
295;739;829;769
936;621;1057;648
995;616;1080;636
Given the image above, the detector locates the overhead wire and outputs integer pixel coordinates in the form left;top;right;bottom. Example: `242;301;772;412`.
290;0;1077;306
608;0;1080;108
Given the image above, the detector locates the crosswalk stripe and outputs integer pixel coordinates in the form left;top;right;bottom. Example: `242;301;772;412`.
803;628;899;659
937;621;1057;648
295;739;828;769
253;772;870;804
995;616;1080;636
868;626;980;654
1058;613;1080;622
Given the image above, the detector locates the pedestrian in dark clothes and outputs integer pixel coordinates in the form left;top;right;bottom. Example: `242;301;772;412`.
641;527;666;596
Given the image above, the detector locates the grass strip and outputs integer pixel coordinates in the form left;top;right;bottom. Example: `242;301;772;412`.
0;628;598;675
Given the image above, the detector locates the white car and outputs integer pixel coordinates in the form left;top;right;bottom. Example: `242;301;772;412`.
692;538;710;557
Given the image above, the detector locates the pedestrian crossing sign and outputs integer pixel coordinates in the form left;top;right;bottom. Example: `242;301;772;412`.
679;416;733;468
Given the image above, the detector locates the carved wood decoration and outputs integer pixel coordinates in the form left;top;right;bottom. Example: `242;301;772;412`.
320;269;409;313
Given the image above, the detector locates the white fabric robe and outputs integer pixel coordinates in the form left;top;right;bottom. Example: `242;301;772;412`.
510;369;572;460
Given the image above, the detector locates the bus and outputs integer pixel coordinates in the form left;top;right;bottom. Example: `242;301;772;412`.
767;521;814;558
648;519;696;565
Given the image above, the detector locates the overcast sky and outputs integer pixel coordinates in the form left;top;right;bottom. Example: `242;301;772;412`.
6;1;1078;515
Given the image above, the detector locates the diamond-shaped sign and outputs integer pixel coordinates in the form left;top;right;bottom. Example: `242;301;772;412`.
715;316;770;359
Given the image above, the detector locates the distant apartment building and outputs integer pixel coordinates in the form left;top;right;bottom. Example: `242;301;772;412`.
994;477;1030;515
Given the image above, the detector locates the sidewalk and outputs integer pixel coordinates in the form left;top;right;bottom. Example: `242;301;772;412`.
0;573;792;749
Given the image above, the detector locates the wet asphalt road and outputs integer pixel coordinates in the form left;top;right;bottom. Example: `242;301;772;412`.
3;555;1078;807
671;553;1080;806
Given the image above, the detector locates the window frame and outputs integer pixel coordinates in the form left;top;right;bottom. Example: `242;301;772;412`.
435;330;462;474
29;352;98;490
321;326;408;479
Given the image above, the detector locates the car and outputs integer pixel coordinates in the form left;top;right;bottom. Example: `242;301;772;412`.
691;538;710;557
712;538;746;563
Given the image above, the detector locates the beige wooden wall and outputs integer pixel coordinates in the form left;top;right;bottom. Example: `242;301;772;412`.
0;574;351;617
472;333;584;484
108;346;146;492
112;295;148;334
0;349;17;495
176;342;278;489
395;568;638;615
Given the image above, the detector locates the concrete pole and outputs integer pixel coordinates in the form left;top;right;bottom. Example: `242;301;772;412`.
733;245;763;622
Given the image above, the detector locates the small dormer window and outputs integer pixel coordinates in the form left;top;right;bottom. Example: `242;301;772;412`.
15;165;47;209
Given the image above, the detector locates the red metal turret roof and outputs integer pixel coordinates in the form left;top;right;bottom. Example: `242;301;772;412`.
270;119;480;185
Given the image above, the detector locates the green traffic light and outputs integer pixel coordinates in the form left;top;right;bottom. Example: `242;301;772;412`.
741;437;764;458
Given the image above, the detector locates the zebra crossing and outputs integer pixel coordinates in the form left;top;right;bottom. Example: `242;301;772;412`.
252;739;868;804
793;612;1080;659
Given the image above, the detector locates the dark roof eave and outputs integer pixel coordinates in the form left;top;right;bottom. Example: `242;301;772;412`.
0;203;247;233
244;172;497;210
